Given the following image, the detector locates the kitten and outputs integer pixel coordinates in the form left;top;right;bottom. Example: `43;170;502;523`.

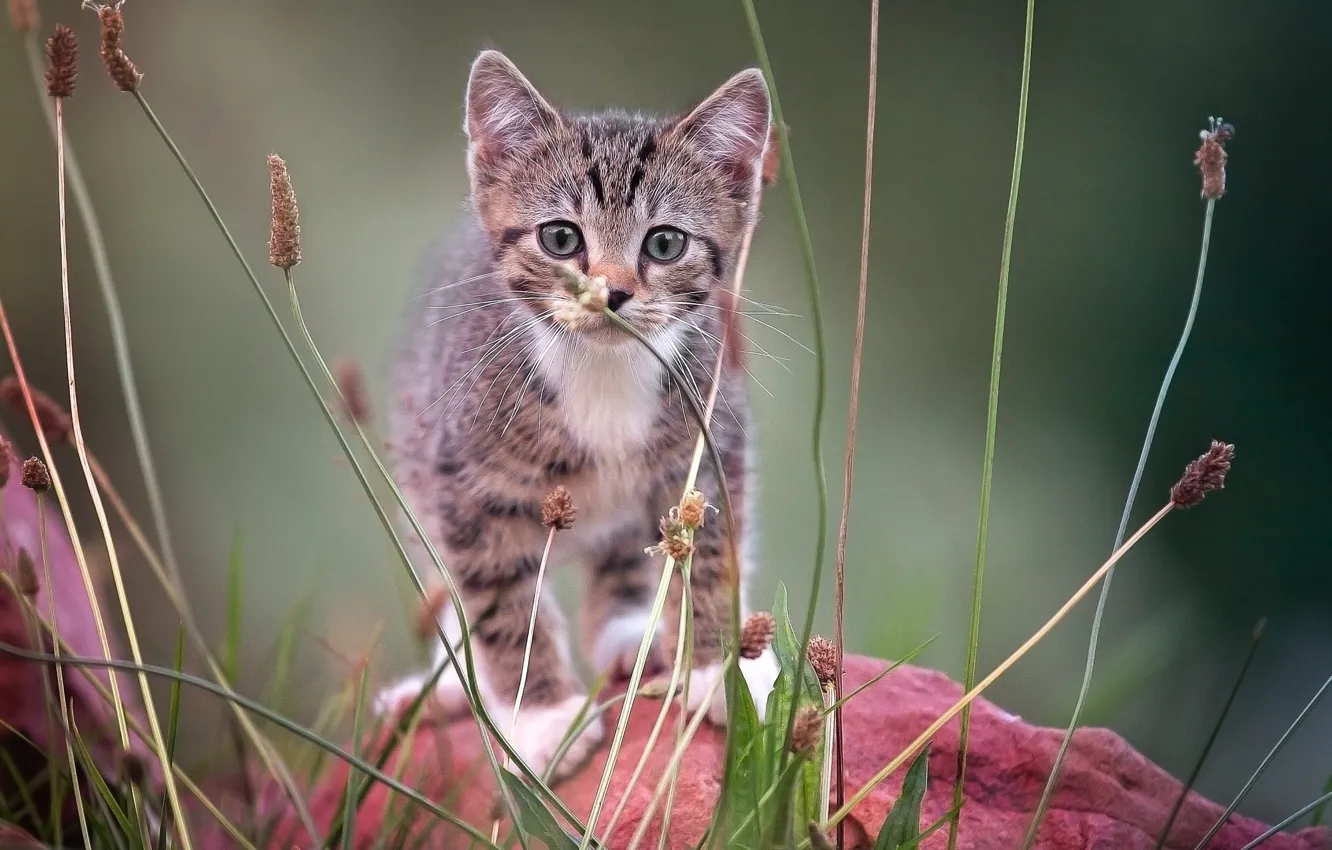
374;50;780;777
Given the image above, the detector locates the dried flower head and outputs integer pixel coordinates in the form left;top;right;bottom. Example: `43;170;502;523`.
16;548;40;596
551;264;610;329
333;358;371;425
789;705;823;756
45;24;78;98
541;485;577;530
0;439;12;489
267;154;302;270
21;457;51;493
413;582;451;642
0;377;73;443
678;489;709;529
739;611;775;659
646;516;694;562
1194;117;1235;201
1171;440;1235;508
806;635;838;687
807;824;835;850
94;3;141;92
118;749;147;786
8;0;39;32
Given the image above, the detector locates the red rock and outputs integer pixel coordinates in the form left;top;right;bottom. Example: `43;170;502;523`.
260;656;1328;849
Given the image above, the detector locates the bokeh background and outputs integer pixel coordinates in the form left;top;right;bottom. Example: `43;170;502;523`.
2;0;1329;828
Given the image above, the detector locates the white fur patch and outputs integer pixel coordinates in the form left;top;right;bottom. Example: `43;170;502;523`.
592;610;665;677
681;647;780;726
506;693;604;778
531;323;685;459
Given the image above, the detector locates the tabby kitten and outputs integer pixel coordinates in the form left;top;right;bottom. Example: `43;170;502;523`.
375;50;779;777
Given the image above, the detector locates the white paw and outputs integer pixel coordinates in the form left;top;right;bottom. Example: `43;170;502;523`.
591;611;665;680
504;694;604;780
678;648;780;726
373;666;470;718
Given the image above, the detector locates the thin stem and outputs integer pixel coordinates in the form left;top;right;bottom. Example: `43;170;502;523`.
493;524;558;843
36;495;90;849
951;1;1036;847
1152;620;1264;850
280;273;554;831
826;502;1172;829
23;34;184;593
1194;668;1332;849
126;81;561;827
83;452;317;841
624;659;733;850
1024;197;1219;847
55;94;190;848
741;0;833;776
1237;790;1332;850
834;2;881;845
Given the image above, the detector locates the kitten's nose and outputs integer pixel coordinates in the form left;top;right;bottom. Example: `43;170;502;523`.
606;288;633;312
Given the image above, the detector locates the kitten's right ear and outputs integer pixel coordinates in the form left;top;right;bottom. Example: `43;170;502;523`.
464;50;561;178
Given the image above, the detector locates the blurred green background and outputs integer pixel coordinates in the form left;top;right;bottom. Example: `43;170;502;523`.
2;0;1329;827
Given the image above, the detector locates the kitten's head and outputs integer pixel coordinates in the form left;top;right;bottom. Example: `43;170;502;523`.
463;50;772;344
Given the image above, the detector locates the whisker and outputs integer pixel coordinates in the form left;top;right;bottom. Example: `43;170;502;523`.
414;269;500;299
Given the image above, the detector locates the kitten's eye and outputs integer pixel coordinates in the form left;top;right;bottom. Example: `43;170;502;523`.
537;221;584;258
642;227;688;263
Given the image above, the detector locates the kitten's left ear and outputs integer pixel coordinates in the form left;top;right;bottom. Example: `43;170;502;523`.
670;68;772;194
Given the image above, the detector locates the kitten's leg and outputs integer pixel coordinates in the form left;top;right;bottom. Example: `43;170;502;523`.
375;518;601;778
658;466;779;727
464;576;602;777
582;525;669;682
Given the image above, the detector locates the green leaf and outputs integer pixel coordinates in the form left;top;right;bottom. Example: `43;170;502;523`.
224;528;244;684
873;744;931;850
500;772;581;850
765;584;824;829
719;654;766;847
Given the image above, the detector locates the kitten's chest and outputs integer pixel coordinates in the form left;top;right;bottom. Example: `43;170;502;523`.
536;328;671;458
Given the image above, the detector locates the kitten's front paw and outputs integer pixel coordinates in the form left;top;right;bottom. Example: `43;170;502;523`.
677;648;780;726
373;665;469;719
591;611;666;682
504;694;604;781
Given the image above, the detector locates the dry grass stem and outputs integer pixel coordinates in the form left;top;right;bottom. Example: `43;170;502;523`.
834;2;881;841
51;70;192;842
828;499;1175;828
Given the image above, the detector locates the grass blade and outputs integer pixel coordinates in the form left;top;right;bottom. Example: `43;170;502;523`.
739;0;833;772
1193;665;1332;848
1152;619;1265;849
952;2;1036;848
156;626;187;850
224;530;244;683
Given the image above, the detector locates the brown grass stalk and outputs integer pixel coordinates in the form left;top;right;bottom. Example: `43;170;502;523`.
825;500;1175;829
832;1;880;845
50;87;192;846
